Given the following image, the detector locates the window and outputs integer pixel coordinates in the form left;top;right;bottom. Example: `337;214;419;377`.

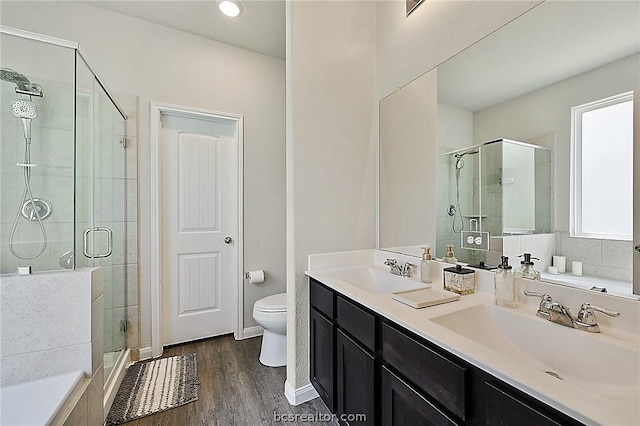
571;92;633;240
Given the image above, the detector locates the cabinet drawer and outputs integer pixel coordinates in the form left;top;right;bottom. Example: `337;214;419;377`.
381;366;458;426
337;296;376;352
382;323;468;421
310;278;334;319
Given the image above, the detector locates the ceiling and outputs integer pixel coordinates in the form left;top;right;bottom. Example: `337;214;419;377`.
438;1;640;112
88;0;285;59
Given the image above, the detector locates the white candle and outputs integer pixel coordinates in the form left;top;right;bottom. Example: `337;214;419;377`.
572;261;583;276
548;266;558;274
553;255;566;273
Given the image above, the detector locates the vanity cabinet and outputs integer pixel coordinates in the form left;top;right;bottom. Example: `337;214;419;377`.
310;280;335;411
336;329;375;425
308;277;583;426
481;379;576;426
381;365;457;426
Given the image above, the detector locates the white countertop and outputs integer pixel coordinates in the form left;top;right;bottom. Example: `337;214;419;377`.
306;249;640;426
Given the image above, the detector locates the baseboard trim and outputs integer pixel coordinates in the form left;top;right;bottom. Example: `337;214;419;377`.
284;380;319;406
238;325;263;340
138;346;153;360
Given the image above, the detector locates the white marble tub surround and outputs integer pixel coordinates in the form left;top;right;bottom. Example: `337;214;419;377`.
306;249;640;426
0;268;103;387
0;371;84;426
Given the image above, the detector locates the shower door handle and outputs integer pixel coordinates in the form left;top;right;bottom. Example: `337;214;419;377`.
83;227;113;258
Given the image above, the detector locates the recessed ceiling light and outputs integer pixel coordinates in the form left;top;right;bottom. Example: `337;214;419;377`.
218;0;243;18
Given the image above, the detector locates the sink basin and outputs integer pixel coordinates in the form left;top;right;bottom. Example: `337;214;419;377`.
431;304;640;404
322;265;426;294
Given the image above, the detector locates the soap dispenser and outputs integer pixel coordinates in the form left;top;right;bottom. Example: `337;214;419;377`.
443;244;457;264
494;256;516;307
420;246;433;284
516;253;540;280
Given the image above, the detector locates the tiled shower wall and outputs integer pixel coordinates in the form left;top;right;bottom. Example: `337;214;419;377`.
501;232;632;283
554;232;633;282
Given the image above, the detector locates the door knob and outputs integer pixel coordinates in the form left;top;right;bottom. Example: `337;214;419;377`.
224;236;233;244
635;244;640;253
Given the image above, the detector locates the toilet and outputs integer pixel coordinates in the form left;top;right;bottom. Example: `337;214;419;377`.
253;293;287;367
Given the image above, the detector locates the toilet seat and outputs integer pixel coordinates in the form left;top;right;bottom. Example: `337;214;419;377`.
254;293;287;313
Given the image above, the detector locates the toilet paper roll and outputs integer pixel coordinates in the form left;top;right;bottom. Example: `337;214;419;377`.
553;255;566;274
246;270;265;284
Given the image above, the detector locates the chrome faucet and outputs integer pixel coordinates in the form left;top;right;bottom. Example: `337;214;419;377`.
384;259;417;277
402;262;418;278
384;259;403;276
524;291;620;333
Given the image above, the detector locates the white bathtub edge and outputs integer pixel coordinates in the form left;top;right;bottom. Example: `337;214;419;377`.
0;371;84;426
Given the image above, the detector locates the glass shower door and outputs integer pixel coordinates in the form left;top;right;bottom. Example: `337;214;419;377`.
92;78;127;381
75;52;127;383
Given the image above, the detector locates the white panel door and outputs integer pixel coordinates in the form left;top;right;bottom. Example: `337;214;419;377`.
161;114;237;345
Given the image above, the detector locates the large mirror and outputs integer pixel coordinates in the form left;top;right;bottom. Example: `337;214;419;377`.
379;1;639;298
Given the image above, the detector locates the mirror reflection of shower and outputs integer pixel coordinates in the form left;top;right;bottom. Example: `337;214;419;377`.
1;67;51;259
450;149;479;234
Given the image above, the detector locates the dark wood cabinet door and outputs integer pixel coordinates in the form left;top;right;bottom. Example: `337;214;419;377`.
381;366;458;426
310;307;335;411
483;381;576;426
337;329;375;425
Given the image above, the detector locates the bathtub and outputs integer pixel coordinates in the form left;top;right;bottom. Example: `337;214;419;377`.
540;272;636;299
0;371;84;425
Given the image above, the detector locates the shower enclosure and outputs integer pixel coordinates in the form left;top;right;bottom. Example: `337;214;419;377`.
436;139;552;264
1;27;132;385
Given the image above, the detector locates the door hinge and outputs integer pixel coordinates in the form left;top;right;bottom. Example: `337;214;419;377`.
120;319;129;333
120;137;127;149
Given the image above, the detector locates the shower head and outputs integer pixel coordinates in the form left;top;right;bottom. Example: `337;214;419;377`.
12;99;37;119
1;68;43;97
454;149;479;159
455;158;465;169
11;99;38;142
1;68;31;91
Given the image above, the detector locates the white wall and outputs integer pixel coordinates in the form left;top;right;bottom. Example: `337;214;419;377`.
376;0;542;99
286;0;377;391
1;1;286;351
437;102;474;154
379;69;437;249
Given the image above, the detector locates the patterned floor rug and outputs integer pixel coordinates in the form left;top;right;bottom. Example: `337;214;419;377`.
106;353;199;425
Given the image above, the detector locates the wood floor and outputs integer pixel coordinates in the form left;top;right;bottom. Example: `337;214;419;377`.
125;335;337;426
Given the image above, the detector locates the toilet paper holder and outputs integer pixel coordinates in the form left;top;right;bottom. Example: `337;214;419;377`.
245;270;266;284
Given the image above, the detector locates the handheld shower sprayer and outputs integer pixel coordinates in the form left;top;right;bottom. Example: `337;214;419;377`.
11;99;37;143
3;67;49;260
451;148;480;234
455;157;465;179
